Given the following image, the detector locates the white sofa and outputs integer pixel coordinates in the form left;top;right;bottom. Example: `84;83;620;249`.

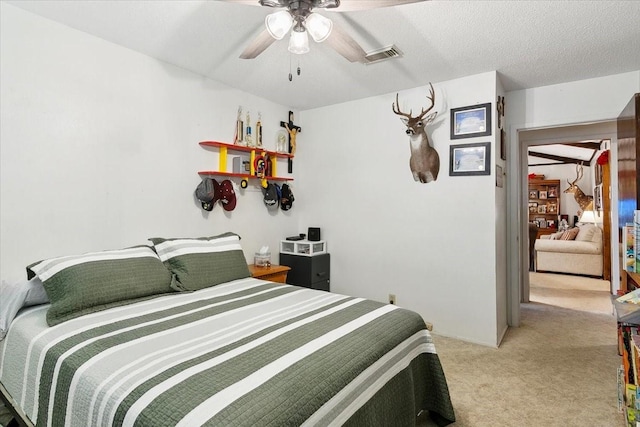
534;224;603;277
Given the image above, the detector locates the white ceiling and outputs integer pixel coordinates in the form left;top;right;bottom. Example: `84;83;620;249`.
4;0;640;111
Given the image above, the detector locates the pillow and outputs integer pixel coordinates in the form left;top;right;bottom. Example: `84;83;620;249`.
560;228;580;241
27;246;174;326
149;232;250;292
0;277;49;340
575;224;597;242
549;231;564;240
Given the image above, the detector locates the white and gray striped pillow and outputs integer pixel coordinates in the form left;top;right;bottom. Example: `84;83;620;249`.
27;246;174;326
149;232;250;292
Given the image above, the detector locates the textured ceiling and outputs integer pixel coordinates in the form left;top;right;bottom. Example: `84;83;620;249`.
4;0;640;111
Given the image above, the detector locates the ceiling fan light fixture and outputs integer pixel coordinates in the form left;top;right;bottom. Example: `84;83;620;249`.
288;29;310;54
305;13;333;43
265;10;293;40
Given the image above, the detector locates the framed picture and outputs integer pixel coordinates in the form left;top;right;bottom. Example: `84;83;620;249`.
595;185;602;211
537;205;547;214
529;203;538;214
547;202;557;214
500;128;506;160
547;219;556;229
548;186;558;198
450;103;492;139
529;189;538;199
536;217;547;228
449;142;491;176
539;190;548;199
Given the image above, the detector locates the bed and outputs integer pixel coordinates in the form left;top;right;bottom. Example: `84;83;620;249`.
0;234;455;426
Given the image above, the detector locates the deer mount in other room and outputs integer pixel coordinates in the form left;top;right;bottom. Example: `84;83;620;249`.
392;83;439;184
563;163;594;213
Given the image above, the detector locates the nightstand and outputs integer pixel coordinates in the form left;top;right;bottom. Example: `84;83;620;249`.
248;264;291;283
279;253;330;291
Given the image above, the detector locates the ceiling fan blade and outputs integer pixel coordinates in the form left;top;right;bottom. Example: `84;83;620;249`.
217;0;263;6
328;0;427;12
325;22;367;63
239;28;277;59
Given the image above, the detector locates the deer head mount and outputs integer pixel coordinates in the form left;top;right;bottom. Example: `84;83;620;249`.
563;163;594;212
392;83;439;183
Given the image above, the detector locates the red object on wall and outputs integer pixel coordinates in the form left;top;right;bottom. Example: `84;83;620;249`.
597;150;609;165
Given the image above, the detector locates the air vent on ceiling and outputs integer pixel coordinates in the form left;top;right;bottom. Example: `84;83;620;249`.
364;45;403;65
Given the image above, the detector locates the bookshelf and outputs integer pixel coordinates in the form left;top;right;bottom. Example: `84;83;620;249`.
528;179;561;235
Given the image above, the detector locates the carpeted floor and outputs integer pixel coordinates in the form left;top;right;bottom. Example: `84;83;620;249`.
423;272;623;427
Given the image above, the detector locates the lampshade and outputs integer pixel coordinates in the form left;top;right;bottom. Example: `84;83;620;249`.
305;13;333;42
288;29;310;54
578;210;603;224
265;10;293;40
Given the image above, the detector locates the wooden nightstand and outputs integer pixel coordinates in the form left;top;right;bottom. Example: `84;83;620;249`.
248;264;291;283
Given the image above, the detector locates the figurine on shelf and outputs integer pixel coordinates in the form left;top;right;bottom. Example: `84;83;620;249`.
234;106;243;145
276;129;287;153
256;112;263;147
245;111;253;146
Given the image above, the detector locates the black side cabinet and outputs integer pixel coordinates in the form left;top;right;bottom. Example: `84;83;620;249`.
279;253;330;291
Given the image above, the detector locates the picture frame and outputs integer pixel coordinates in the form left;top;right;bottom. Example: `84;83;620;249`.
537;205;547;214
539;190;548;199
595;185;602;211
548;186;558;198
449;142;491;176
547;202;557;214
528;202;538;213
500;128;506;160
450;103;492;139
529;189;539;199
536;217;547;228
547;219;556;229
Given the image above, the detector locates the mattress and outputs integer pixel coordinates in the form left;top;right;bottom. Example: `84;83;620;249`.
0;277;455;426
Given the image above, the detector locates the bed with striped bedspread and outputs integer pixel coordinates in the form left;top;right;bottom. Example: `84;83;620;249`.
0;278;455;426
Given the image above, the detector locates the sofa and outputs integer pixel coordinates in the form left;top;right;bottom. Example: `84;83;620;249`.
534;224;603;277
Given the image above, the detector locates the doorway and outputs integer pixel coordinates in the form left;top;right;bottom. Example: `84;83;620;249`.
508;120;620;326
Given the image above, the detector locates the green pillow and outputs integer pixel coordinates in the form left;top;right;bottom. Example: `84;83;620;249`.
149;232;250;292
27;246;174;326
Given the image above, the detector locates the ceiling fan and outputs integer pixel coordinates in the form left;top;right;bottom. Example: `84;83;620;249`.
221;0;426;63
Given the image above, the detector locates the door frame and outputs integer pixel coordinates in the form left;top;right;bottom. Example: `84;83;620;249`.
507;120;619;326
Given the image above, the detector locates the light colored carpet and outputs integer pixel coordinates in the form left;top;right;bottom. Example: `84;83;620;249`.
529;271;614;315
422;272;623;427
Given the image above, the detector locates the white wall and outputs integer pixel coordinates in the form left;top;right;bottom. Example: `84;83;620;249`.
296;72;504;346
0;4;299;282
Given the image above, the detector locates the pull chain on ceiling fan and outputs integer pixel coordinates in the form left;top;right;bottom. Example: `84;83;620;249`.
223;0;426;63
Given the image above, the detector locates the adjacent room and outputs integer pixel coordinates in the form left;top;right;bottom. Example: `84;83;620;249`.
1;1;639;426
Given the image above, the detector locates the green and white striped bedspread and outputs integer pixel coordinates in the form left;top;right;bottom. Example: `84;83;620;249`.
0;278;455;426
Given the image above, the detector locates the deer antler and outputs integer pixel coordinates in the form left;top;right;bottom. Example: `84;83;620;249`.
392;83;436;120
417;83;436;121
392;93;413;119
567;162;584;186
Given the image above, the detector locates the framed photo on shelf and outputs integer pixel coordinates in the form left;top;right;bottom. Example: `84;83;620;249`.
529;202;538;213
450;103;492;139
449;142;491;176
537;205;547;214
535;217;547;228
548;186;558;197
529;189;538;199
539;190;548;199
547;202;557;214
